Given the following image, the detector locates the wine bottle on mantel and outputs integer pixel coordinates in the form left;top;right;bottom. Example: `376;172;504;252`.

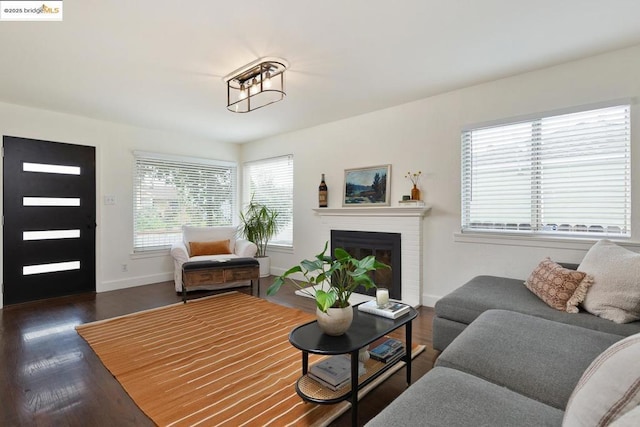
319;173;328;208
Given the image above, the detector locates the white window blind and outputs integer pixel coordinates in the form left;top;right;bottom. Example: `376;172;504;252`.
243;155;293;247
462;105;631;236
134;152;237;251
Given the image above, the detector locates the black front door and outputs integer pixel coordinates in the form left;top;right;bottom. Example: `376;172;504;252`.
3;136;96;305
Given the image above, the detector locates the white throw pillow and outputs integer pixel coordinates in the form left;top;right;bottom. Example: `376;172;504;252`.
609;405;640;427
563;333;640;426
578;239;640;323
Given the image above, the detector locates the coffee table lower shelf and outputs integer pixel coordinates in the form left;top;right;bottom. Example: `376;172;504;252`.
296;354;407;404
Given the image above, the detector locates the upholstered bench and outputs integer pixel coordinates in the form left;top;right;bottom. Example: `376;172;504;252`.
181;258;260;302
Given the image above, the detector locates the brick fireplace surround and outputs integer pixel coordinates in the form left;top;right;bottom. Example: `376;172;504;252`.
313;206;431;307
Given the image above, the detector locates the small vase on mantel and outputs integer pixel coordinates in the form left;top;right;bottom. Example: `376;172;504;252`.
411;184;420;201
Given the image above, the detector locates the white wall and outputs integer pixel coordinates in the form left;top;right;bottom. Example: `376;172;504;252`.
0;102;240;308
241;44;640;307
2;44;639;310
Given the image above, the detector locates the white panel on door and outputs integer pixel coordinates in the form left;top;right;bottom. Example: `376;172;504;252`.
23;261;81;275
23;197;81;207
23;162;81;175
23;230;81;240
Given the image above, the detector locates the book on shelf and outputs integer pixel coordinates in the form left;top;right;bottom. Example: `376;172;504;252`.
309;355;365;387
376;347;406;365
398;200;425;207
357;300;411;319
377;347;406;364
308;372;352;391
369;337;405;362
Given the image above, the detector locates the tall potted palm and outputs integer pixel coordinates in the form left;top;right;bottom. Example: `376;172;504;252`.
267;242;390;335
238;198;280;277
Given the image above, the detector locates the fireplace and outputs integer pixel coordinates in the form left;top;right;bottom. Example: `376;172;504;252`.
331;230;401;299
315;206;430;307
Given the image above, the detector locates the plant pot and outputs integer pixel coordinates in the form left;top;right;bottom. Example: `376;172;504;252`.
257;256;270;278
316;305;353;336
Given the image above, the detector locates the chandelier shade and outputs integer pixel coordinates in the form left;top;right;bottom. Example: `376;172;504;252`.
223;57;288;113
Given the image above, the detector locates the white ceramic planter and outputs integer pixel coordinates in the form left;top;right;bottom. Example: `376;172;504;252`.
257;256;270;277
316;305;353;336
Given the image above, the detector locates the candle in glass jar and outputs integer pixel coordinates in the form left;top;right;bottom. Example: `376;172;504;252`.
376;288;389;307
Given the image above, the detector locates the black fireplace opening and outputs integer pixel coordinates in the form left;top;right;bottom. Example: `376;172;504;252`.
330;230;401;300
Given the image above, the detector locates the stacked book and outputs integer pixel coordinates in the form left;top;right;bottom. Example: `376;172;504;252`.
357;300;411;319
399;200;426;207
369;337;406;363
308;355;365;391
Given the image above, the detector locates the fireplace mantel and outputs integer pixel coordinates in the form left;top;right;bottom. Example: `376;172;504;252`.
314;205;431;307
313;206;431;218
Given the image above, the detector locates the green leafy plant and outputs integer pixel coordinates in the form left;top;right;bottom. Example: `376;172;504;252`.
267;241;390;312
238;198;280;257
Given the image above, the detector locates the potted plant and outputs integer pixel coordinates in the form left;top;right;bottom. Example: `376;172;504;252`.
267;242;390;335
238;198;280;277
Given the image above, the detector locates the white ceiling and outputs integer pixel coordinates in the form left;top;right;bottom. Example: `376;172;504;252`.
1;1;640;144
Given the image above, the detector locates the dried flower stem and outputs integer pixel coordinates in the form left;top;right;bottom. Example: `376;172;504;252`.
405;171;422;186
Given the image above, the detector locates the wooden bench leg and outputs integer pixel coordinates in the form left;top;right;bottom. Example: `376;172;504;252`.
182;280;187;304
252;277;261;298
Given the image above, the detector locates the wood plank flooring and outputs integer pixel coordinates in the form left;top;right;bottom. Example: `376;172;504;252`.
0;278;435;426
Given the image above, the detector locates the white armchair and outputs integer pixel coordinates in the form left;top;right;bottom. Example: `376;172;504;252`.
170;225;258;292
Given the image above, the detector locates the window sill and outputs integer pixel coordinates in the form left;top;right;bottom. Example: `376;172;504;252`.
130;249;171;259
454;231;640;251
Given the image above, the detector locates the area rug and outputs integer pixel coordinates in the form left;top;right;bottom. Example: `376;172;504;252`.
76;292;424;427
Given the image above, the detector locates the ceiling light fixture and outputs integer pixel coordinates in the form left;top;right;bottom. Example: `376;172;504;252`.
223;57;288;113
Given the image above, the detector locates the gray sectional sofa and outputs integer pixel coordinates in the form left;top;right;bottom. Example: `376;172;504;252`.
366;273;640;427
433;273;640;352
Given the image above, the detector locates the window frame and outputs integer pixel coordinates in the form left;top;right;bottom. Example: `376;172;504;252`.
242;154;294;248
132;151;237;252
461;102;632;239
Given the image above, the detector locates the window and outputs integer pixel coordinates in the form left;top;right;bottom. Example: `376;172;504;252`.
133;151;237;252
462;105;631;236
243;155;293;247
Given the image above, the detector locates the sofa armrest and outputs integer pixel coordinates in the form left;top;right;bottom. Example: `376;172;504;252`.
170;241;190;292
235;239;257;258
170;241;190;264
558;262;579;270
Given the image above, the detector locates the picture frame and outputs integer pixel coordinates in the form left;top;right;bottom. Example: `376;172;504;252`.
343;164;391;206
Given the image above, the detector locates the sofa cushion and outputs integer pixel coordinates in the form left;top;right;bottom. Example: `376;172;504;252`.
182;225;237;254
189;239;232;256
579;239;640;323
189;254;239;263
434;275;640;337
365;367;564;427
432;316;468;351
563;332;640;426
524;258;590;313
436;310;622;410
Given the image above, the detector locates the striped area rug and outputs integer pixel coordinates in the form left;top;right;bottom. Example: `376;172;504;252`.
76;292;423;427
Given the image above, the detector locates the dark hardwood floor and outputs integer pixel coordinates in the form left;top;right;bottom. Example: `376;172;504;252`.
0;278;436;426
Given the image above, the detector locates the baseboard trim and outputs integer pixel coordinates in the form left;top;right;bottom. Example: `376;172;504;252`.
422;294;440;308
99;272;173;292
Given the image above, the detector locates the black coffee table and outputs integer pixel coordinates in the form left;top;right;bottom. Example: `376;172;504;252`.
288;303;418;426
